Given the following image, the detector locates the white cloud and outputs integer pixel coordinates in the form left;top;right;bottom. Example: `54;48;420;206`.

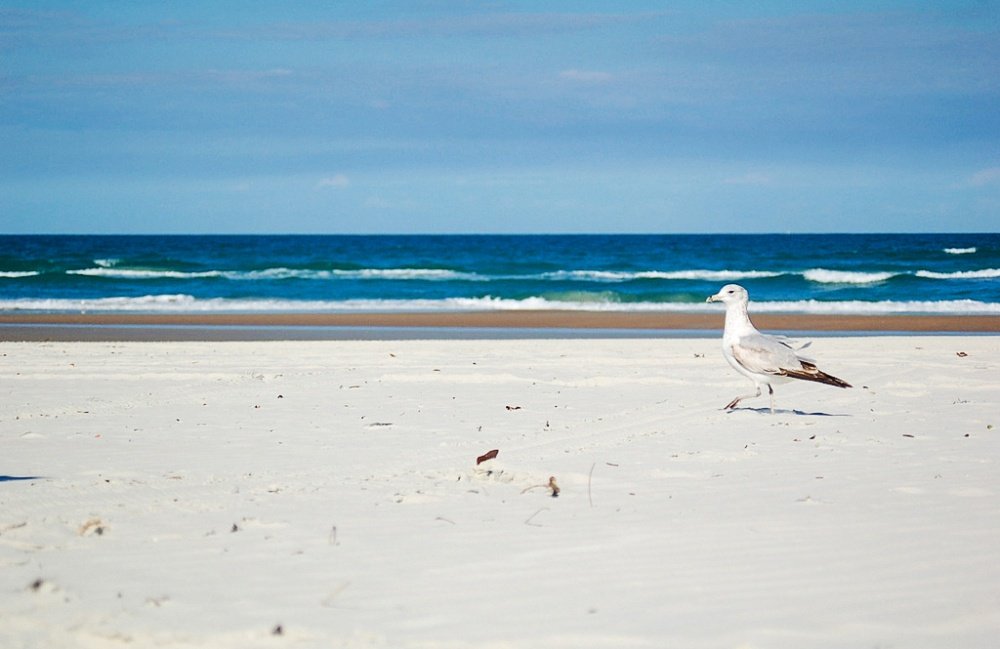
364;196;392;209
317;174;350;189
968;167;1000;187
204;68;294;83
723;172;772;186
559;69;612;83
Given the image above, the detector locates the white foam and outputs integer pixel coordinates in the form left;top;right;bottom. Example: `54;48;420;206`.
0;294;200;311
65;267;487;281
541;270;631;282
943;247;976;255
0;271;40;278
915;268;1000;280
336;268;485;281
802;269;898;284
2;295;998;315
746;299;1000;315
69;268;225;279
54;266;1000;285
647;269;782;281
542;269;782;282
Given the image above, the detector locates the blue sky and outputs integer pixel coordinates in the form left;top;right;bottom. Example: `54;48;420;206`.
1;1;998;233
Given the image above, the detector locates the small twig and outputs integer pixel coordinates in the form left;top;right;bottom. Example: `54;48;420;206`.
524;508;548;527
0;521;27;535
79;518;105;536
588;462;596;507
520;476;560;498
320;582;352;608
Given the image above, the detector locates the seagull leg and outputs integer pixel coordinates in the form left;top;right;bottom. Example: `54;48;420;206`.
767;384;775;414
725;385;761;410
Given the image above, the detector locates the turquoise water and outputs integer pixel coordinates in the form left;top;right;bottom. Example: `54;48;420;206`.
1;234;998;314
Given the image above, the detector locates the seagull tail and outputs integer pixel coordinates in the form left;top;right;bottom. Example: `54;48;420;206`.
784;362;852;389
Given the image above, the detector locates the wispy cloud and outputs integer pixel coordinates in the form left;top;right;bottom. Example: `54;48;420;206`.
3;8;650;50
364;196;392;209
317;174;350;189
203;68;294;83
723;172;772;186
656;12;1000;96
0;7;89;31
32;68;298;91
233;12;643;41
0;8;193;48
559;69;613;83
968;167;1000;187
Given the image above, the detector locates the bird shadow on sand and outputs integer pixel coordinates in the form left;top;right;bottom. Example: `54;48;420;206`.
0;475;42;483
727;407;849;417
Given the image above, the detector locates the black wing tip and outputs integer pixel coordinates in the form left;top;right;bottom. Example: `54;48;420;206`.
826;375;852;389
784;368;852;388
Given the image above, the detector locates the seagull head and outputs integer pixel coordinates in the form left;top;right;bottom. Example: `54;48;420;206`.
707;284;749;305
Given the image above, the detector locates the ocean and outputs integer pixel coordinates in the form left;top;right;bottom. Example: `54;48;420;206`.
1;234;999;315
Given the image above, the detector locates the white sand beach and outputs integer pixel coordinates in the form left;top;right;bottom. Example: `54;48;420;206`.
2;336;999;648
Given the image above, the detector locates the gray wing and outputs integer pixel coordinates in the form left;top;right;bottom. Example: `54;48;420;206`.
731;333;803;375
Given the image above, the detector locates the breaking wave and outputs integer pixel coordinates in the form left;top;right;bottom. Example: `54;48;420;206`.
23;265;1000;285
915;268;1000;280
801;269;898;284
541;269;782;282
67;267;488;281
2;294;998;315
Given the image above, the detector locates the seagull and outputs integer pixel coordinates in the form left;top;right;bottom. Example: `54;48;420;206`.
707;284;851;412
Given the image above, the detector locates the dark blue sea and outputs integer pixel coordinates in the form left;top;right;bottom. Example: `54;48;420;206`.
1;234;998;314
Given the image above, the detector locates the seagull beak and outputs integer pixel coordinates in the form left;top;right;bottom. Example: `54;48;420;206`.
706;294;718;303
